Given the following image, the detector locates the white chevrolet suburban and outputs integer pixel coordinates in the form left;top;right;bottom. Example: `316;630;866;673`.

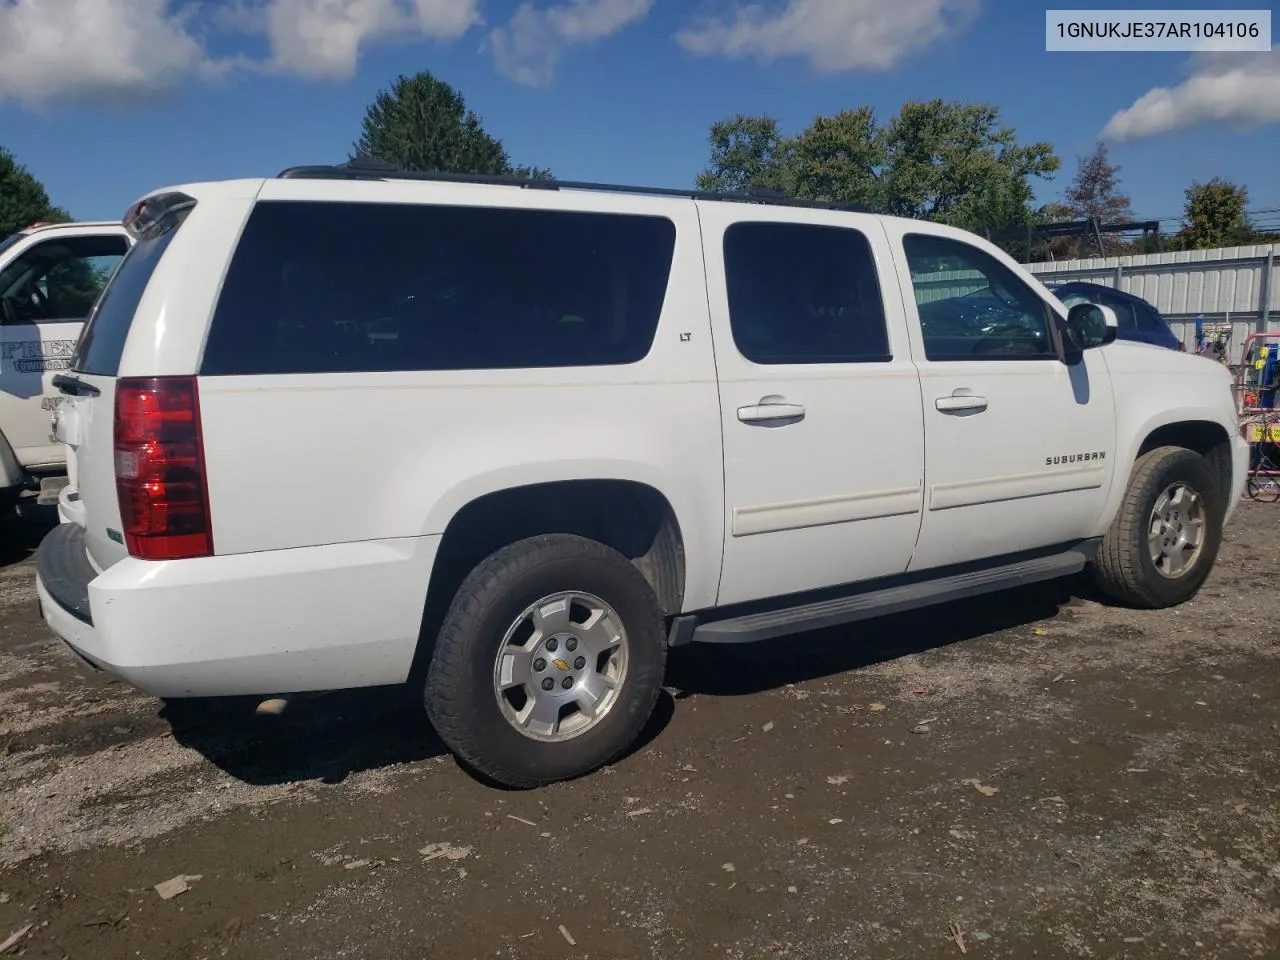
0;220;132;514
35;162;1249;788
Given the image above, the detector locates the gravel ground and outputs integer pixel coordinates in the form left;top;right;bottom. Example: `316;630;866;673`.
0;500;1277;960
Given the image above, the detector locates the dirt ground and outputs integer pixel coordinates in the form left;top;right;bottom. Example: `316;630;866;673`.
0;500;1277;960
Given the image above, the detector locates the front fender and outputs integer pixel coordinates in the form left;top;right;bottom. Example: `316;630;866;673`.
1098;345;1242;533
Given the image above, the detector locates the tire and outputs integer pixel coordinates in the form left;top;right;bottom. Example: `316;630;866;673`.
424;534;667;788
1091;445;1224;609
0;486;20;521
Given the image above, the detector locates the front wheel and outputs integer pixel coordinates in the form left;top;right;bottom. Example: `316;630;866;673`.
424;534;667;788
1091;445;1224;608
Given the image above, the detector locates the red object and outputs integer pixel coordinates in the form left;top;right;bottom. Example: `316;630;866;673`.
114;377;214;560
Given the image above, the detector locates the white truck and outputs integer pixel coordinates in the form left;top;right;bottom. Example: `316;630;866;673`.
34;163;1249;788
0;220;131;515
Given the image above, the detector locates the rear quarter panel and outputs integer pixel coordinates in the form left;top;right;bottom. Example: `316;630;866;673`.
194;184;727;612
116;181;263;378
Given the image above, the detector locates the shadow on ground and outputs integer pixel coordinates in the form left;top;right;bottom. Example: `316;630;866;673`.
165;684;677;790
0;499;58;569
163;687;446;787
666;577;1079;697
165;576;1076;789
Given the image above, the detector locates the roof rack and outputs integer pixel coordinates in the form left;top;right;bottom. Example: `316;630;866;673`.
275;157;871;214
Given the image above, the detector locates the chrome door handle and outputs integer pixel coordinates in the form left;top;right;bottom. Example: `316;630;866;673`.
737;395;806;426
935;395;988;413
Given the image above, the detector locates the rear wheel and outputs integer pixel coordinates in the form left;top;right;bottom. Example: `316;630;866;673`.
424;534;667;788
1091;445;1224;608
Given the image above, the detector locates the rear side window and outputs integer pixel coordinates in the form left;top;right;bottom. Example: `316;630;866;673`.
200;201;677;375
73;220;184;376
722;222;890;364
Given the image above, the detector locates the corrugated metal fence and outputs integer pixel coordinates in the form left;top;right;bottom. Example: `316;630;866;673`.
1022;244;1280;348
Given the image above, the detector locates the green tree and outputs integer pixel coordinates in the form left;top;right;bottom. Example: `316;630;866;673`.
0;147;69;240
695;115;787;194
784;108;885;209
352;72;550;179
882;100;1059;227
693;100;1059;237
1177;177;1254;250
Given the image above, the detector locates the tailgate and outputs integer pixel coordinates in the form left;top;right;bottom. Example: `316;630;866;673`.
53;372;123;569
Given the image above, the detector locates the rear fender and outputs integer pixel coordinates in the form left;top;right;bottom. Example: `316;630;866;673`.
421;457;722;613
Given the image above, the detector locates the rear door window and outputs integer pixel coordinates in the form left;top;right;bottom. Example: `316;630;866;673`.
721;221;891;364
200;201;678;375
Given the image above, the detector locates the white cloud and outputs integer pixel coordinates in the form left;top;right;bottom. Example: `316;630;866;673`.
260;0;481;80
490;0;654;86
675;0;981;72
0;0;483;106
0;0;652;105
1101;49;1280;141
0;0;219;107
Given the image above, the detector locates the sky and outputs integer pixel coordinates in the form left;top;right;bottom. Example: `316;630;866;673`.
1;0;1279;230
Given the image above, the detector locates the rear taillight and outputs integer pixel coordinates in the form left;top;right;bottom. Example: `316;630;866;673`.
114;376;213;561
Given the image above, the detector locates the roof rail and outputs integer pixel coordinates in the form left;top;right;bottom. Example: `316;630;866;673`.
275;158;871;214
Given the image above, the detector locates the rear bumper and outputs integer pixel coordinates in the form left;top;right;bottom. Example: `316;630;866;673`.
35;521;96;623
35;521;441;698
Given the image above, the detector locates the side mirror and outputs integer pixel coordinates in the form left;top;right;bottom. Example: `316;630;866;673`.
1062;302;1118;363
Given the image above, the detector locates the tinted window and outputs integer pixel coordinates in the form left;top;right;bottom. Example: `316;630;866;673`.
1134;303;1163;332
1056;290;1093;311
1105;294;1139;331
200;201;676;375
722;222;890;364
904;234;1054;360
0;234;127;325
74;218;184;376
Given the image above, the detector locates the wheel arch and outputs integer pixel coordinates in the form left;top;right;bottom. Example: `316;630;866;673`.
409;476;692;682
1135;419;1234;508
1099;411;1236;534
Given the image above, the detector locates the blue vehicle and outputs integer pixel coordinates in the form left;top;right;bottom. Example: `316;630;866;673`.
1044;280;1183;351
